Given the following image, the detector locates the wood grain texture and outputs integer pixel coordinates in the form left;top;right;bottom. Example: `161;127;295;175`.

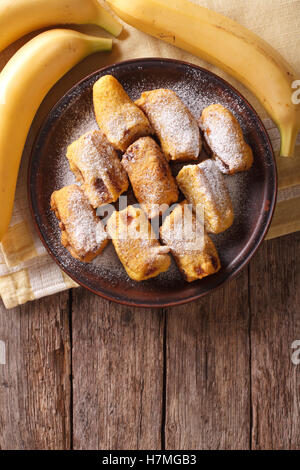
249;233;300;450
72;289;164;450
0;292;71;450
164;269;250;450
0;234;299;450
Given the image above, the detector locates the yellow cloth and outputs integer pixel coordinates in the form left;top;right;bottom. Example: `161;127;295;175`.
0;0;299;308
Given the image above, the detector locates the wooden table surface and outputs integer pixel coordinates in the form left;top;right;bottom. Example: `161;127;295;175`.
0;232;299;450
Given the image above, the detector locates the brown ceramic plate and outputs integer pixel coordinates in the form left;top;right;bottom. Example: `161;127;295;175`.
28;58;277;307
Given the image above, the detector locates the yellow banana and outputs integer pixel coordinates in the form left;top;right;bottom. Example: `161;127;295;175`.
107;0;300;157
0;0;122;51
0;29;112;241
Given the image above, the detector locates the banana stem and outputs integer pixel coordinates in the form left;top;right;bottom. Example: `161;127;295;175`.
94;2;123;37
88;36;113;52
280;124;300;157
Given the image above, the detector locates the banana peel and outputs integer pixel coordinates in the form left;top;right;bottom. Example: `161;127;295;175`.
0;29;112;241
0;0;122;52
106;0;300;158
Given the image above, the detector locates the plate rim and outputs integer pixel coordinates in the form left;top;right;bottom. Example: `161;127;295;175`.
27;57;278;308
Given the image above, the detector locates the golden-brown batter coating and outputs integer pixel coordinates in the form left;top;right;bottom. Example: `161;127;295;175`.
66;130;128;208
199;104;253;174
135;88;201;161
50;184;108;263
106;205;171;281
176;159;234;234
122;137;179;219
160;202;221;282
93;75;153;152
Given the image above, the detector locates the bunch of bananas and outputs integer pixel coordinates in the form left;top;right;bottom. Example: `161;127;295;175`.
106;0;300;159
0;0;299;241
0;0;122;241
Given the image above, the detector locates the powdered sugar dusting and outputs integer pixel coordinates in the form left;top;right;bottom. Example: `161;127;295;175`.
34;61;266;296
53;103;98;189
200;104;251;173
160;203;205;255
136;89;200;160
67;130;128;207
198;159;231;214
105;103;149;144
66;188;107;254
71;131;117;175
122;137;178;218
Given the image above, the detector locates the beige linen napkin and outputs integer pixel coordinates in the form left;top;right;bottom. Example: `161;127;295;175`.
0;0;299;308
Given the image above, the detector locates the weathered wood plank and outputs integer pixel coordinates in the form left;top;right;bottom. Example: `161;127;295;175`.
0;292;71;450
2;233;298;450
72;289;164;450
164;270;250;450
249;233;300;450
